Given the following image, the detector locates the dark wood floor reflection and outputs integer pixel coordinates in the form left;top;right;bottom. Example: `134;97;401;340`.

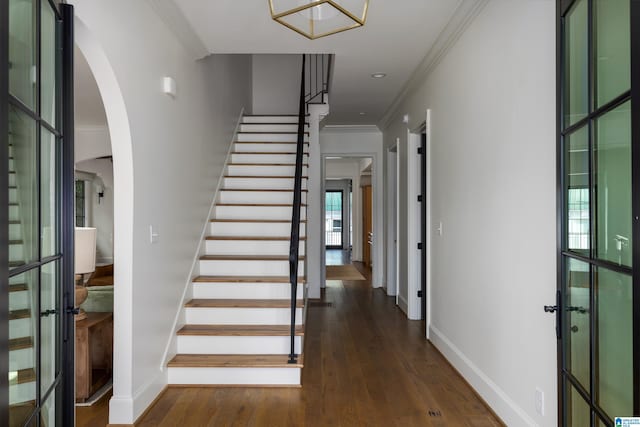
77;263;503;427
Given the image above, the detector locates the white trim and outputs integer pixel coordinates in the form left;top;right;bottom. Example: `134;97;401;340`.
395;137;401;307
429;325;533;426
379;0;490;130
424;109;432;339
397;294;408;316
74;15;136;423
159;108;245;369
385;145;398;296
145;0;209;60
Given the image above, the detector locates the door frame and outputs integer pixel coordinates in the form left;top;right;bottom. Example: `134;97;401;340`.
386;144;398;296
556;0;640;423
1;2;75;425
324;188;345;249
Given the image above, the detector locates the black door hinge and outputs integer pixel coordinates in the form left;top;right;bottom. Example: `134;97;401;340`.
417;147;423;155
417;195;423;202
417;290;423;298
417;242;423;250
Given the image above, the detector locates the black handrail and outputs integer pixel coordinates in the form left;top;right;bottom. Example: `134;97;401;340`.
288;54;331;364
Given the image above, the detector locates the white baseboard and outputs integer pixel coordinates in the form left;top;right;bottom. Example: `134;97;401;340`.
428;325;536;426
398;294;408;315
109;370;167;424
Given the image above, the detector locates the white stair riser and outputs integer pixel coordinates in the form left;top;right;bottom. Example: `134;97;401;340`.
210;222;305;237
192;282;303;300
10;348;34;371
9;187;17;203
223;177;307;190
185;307;303;325
199;259;304;276
234;143;308;153
9;158;15;170
9;244;24;263
9;291;29;310
168;366;300;386
177;336;302;355
9;223;21;240
230;153;305;164
205;240;304;256
237;133;308;143
9;205;19;218
9;173;16;186
227;164;307;177
219;191;306;205
214;205;306;221
242;116;299;124
9;381;35;405
239;124;301;133
10;319;32;340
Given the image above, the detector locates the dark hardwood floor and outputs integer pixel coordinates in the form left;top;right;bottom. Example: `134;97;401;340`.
77;263;503;426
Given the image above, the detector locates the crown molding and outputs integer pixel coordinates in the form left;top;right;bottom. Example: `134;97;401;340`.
321;124;381;134
378;0;490;131
146;0;209;60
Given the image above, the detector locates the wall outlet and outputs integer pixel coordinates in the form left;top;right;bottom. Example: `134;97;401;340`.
535;388;545;416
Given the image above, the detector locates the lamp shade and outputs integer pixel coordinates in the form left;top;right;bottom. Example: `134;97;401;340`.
269;0;369;40
75;227;97;275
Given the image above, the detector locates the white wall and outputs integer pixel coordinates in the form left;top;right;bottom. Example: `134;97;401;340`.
71;1;253;423
75;125;111;163
252;54;301;115
381;1;556;425
320;127;384;288
76;158;114;264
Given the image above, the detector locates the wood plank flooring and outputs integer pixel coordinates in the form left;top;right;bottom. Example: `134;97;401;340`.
77;263;503;427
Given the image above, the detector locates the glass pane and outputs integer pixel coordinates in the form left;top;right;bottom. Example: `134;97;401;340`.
325;191;342;246
41;261;60;396
595;101;631;266
9;269;38;426
595;0;630;107
596;267;633;418
566;126;590;254
9;0;36;109
41;128;58;257
564;0;589;127
41;385;60;427
566;382;591;427
565;258;590;390
41;0;58;127
9;105;38;268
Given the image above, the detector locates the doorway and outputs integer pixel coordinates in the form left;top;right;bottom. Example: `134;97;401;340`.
2;2;76;426
557;0;639;424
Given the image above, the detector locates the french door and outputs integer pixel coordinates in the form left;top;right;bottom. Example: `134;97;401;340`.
2;1;75;426
557;0;639;425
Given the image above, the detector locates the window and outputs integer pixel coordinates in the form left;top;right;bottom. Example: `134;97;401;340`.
75;179;85;226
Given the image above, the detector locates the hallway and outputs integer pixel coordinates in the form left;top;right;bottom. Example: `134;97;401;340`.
84;263;502;426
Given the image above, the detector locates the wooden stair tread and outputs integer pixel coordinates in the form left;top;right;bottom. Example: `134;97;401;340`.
216;203;307;207
210;219;307;223
178;324;304;336
9;309;30;320
9;261;25;268
206;236;305;241
241;122;309;125
231;152;309;155
201;254;304;261
9;283;28;292
9;240;23;245
221;188;308;192
9;336;33;351
224;175;308;179
238;131;309;135
168;354;303;368
193;275;305;283
227;163;309;167
235;141;309;145
185;299;304;308
10;368;35;385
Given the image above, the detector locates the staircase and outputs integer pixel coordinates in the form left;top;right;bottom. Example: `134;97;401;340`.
8;143;37;413
167;115;309;386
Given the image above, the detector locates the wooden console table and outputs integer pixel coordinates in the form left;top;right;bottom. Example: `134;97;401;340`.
76;312;113;403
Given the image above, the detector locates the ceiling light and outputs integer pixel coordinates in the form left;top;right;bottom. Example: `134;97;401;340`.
269;0;370;40
359;112;366;115
371;73;386;78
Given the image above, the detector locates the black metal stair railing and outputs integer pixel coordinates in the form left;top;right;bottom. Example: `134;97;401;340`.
288;54;332;364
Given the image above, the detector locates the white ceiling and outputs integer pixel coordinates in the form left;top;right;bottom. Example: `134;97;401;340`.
171;0;463;125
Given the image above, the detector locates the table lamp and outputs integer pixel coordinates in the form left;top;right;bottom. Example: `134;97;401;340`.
75;227;97;321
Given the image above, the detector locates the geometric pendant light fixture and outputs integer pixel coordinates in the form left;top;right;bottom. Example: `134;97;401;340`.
269;0;369;40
